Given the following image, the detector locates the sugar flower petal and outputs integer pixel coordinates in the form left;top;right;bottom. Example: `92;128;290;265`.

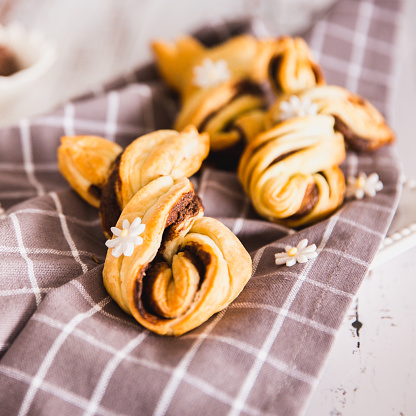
275;239;318;267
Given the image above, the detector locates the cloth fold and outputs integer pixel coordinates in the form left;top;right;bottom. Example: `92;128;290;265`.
0;0;402;415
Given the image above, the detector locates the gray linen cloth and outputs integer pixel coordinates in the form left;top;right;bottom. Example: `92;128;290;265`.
0;0;402;415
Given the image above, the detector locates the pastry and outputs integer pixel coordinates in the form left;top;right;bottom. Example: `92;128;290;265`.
238;115;346;227
103;175;252;336
267;86;395;152
58;135;123;208
58;126;209;236
152;35;281;156
267;36;325;96
174;78;267;153
152;34;282;99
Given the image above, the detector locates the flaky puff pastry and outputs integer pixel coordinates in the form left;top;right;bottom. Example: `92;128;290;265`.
58;136;123;208
268;86;395;152
57;126;209;236
103;176;252;336
152;34;284;100
238;115;346;228
268;37;325;95
100;126;209;237
175;79;267;152
152;35;280;154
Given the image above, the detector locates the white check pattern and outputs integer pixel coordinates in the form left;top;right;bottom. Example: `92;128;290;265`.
0;2;403;415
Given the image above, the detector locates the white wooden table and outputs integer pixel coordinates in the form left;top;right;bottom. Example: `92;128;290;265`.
1;0;415;414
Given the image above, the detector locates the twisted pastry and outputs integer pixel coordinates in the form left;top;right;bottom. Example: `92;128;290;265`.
58;126;209;236
175;78;267;153
268;86;395;152
152;35;283;157
238;115;346;227
152;34;284;99
58;135;123;208
103;176;252;336
268;37;325;96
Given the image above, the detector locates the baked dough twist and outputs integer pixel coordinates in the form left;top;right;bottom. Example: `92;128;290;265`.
58;135;123;208
103;176;252;336
58;126;209;236
152;35;284;155
238;115;346;227
267;37;325;95
175;78;267;153
152;34;283;99
268;86;395;152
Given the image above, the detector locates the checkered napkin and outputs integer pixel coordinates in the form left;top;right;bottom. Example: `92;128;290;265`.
0;1;402;415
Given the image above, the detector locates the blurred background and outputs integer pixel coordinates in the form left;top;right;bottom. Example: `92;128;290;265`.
1;0;415;414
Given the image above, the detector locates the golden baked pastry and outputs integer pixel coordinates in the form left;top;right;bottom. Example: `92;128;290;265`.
103;176;252;336
58;135;123;208
267;37;325;95
152;34;282;99
57;126;209;236
175;78;267;153
238;115;346;227
268;86;395;152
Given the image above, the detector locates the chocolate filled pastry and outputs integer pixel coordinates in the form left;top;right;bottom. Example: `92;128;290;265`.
103;176;252;336
267;86;395;152
175;78;267;155
58;135;123;208
267;37;325;96
152;34;284;99
58;126;209;236
238;115;346;227
152;35;285;158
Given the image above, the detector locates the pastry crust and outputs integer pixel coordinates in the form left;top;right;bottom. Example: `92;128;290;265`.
268;86;395;152
268;37;325;95
58;136;123;208
175;79;267;152
100;125;209;237
238;115;346;227
57;126;209;236
152;34;282;99
103;176;252;336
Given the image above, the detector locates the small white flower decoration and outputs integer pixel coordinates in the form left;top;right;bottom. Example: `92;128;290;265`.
193;58;231;88
279;95;318;120
346;172;383;200
105;217;146;258
275;239;318;267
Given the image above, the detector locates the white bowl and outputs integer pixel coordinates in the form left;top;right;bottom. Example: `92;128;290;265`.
0;22;56;97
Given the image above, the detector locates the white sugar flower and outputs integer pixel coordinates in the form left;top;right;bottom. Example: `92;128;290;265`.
346;172;383;200
193;58;231;88
279;95;318;120
105;217;146;258
275;239;318;267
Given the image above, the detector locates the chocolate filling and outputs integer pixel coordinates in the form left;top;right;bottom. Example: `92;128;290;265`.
268;54;284;93
134;191;204;321
311;63;324;85
198;79;265;132
99;154;122;236
136;244;211;321
88;184;102;201
287;182;319;220
160;191;203;249
333;116;371;153
182;243;212;290
269;149;300;167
